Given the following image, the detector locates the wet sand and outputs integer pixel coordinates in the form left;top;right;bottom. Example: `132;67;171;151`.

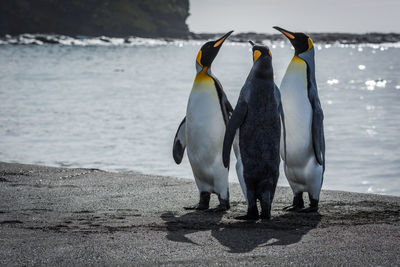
0;162;399;266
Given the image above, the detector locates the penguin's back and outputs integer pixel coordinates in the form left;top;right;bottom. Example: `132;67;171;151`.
239;80;281;181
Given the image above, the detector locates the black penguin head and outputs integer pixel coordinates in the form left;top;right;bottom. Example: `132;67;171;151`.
196;31;233;68
273;26;314;55
249;40;272;63
249;41;273;79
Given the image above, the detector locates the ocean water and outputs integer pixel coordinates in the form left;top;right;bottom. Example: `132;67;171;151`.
1;38;399;196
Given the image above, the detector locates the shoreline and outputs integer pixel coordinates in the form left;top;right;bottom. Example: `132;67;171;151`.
2;32;400;46
1;162;399;265
3;161;398;198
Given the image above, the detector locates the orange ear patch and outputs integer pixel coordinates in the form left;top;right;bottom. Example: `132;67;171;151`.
268;50;272;58
253;50;262;62
196;50;203;66
307;38;314;51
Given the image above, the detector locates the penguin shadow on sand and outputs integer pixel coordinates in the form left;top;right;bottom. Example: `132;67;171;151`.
161;208;321;253
211;212;322;253
161;210;224;245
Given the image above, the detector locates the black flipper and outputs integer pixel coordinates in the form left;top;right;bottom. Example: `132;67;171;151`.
222;101;248;168
301;57;325;171
210;74;233;124
172;117;186;164
308;84;325;169
303;62;325;170
275;85;287;163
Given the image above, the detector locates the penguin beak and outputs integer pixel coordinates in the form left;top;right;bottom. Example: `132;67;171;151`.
213;30;233;47
199;31;233;67
248;40;255;47
273;26;295;40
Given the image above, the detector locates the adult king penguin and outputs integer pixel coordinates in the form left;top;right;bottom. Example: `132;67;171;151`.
222;42;285;220
273;26;325;212
173;31;234;211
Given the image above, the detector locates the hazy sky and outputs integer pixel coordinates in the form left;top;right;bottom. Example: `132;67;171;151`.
187;0;400;33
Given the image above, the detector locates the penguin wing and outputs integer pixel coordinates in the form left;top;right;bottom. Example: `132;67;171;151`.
275;85;287;163
172;117;186;164
222;101;248;168
211;75;233;124
308;84;325;168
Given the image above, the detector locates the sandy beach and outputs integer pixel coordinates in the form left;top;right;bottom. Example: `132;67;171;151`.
0;162;399;266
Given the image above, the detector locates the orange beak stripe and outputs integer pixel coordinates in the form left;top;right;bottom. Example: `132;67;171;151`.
281;30;295;40
214;37;227;47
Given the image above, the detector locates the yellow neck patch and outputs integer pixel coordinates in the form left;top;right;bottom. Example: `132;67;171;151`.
196;50;203;67
287;56;307;74
253;50;262;62
194;67;212;83
291;55;304;63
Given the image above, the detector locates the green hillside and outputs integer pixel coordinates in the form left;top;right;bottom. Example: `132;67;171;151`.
0;0;190;38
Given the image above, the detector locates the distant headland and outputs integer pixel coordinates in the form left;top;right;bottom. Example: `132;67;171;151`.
0;0;190;38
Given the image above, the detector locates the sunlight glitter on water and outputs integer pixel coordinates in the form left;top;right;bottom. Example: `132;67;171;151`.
327;79;339;85
365;79;387;90
365;105;375;111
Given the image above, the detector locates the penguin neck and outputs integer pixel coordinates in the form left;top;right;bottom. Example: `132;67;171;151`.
194;66;213;83
297;48;317;88
297;48;315;66
245;58;275;101
251;58;274;81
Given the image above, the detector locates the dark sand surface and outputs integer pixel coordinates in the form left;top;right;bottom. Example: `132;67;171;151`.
0;162;399;266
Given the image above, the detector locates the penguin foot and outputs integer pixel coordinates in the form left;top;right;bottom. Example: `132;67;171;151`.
235;206;259;220
260;211;271;220
183;204;209;210
282;205;303;212
216;196;230;212
184;191;210;210
283;193;304;211
299;206;318;213
299;197;319;213
206;200;230;213
207;204;229;213
300;198;319;213
260;215;271;221
235;214;259;221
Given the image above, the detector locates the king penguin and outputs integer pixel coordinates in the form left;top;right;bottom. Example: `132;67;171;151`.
273;26;325;212
173;31;234;211
222;42;285;220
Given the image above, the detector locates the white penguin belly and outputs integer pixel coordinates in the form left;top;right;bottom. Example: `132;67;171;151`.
280;73;313;166
186;82;227;187
233;131;248;204
280;58;318;188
